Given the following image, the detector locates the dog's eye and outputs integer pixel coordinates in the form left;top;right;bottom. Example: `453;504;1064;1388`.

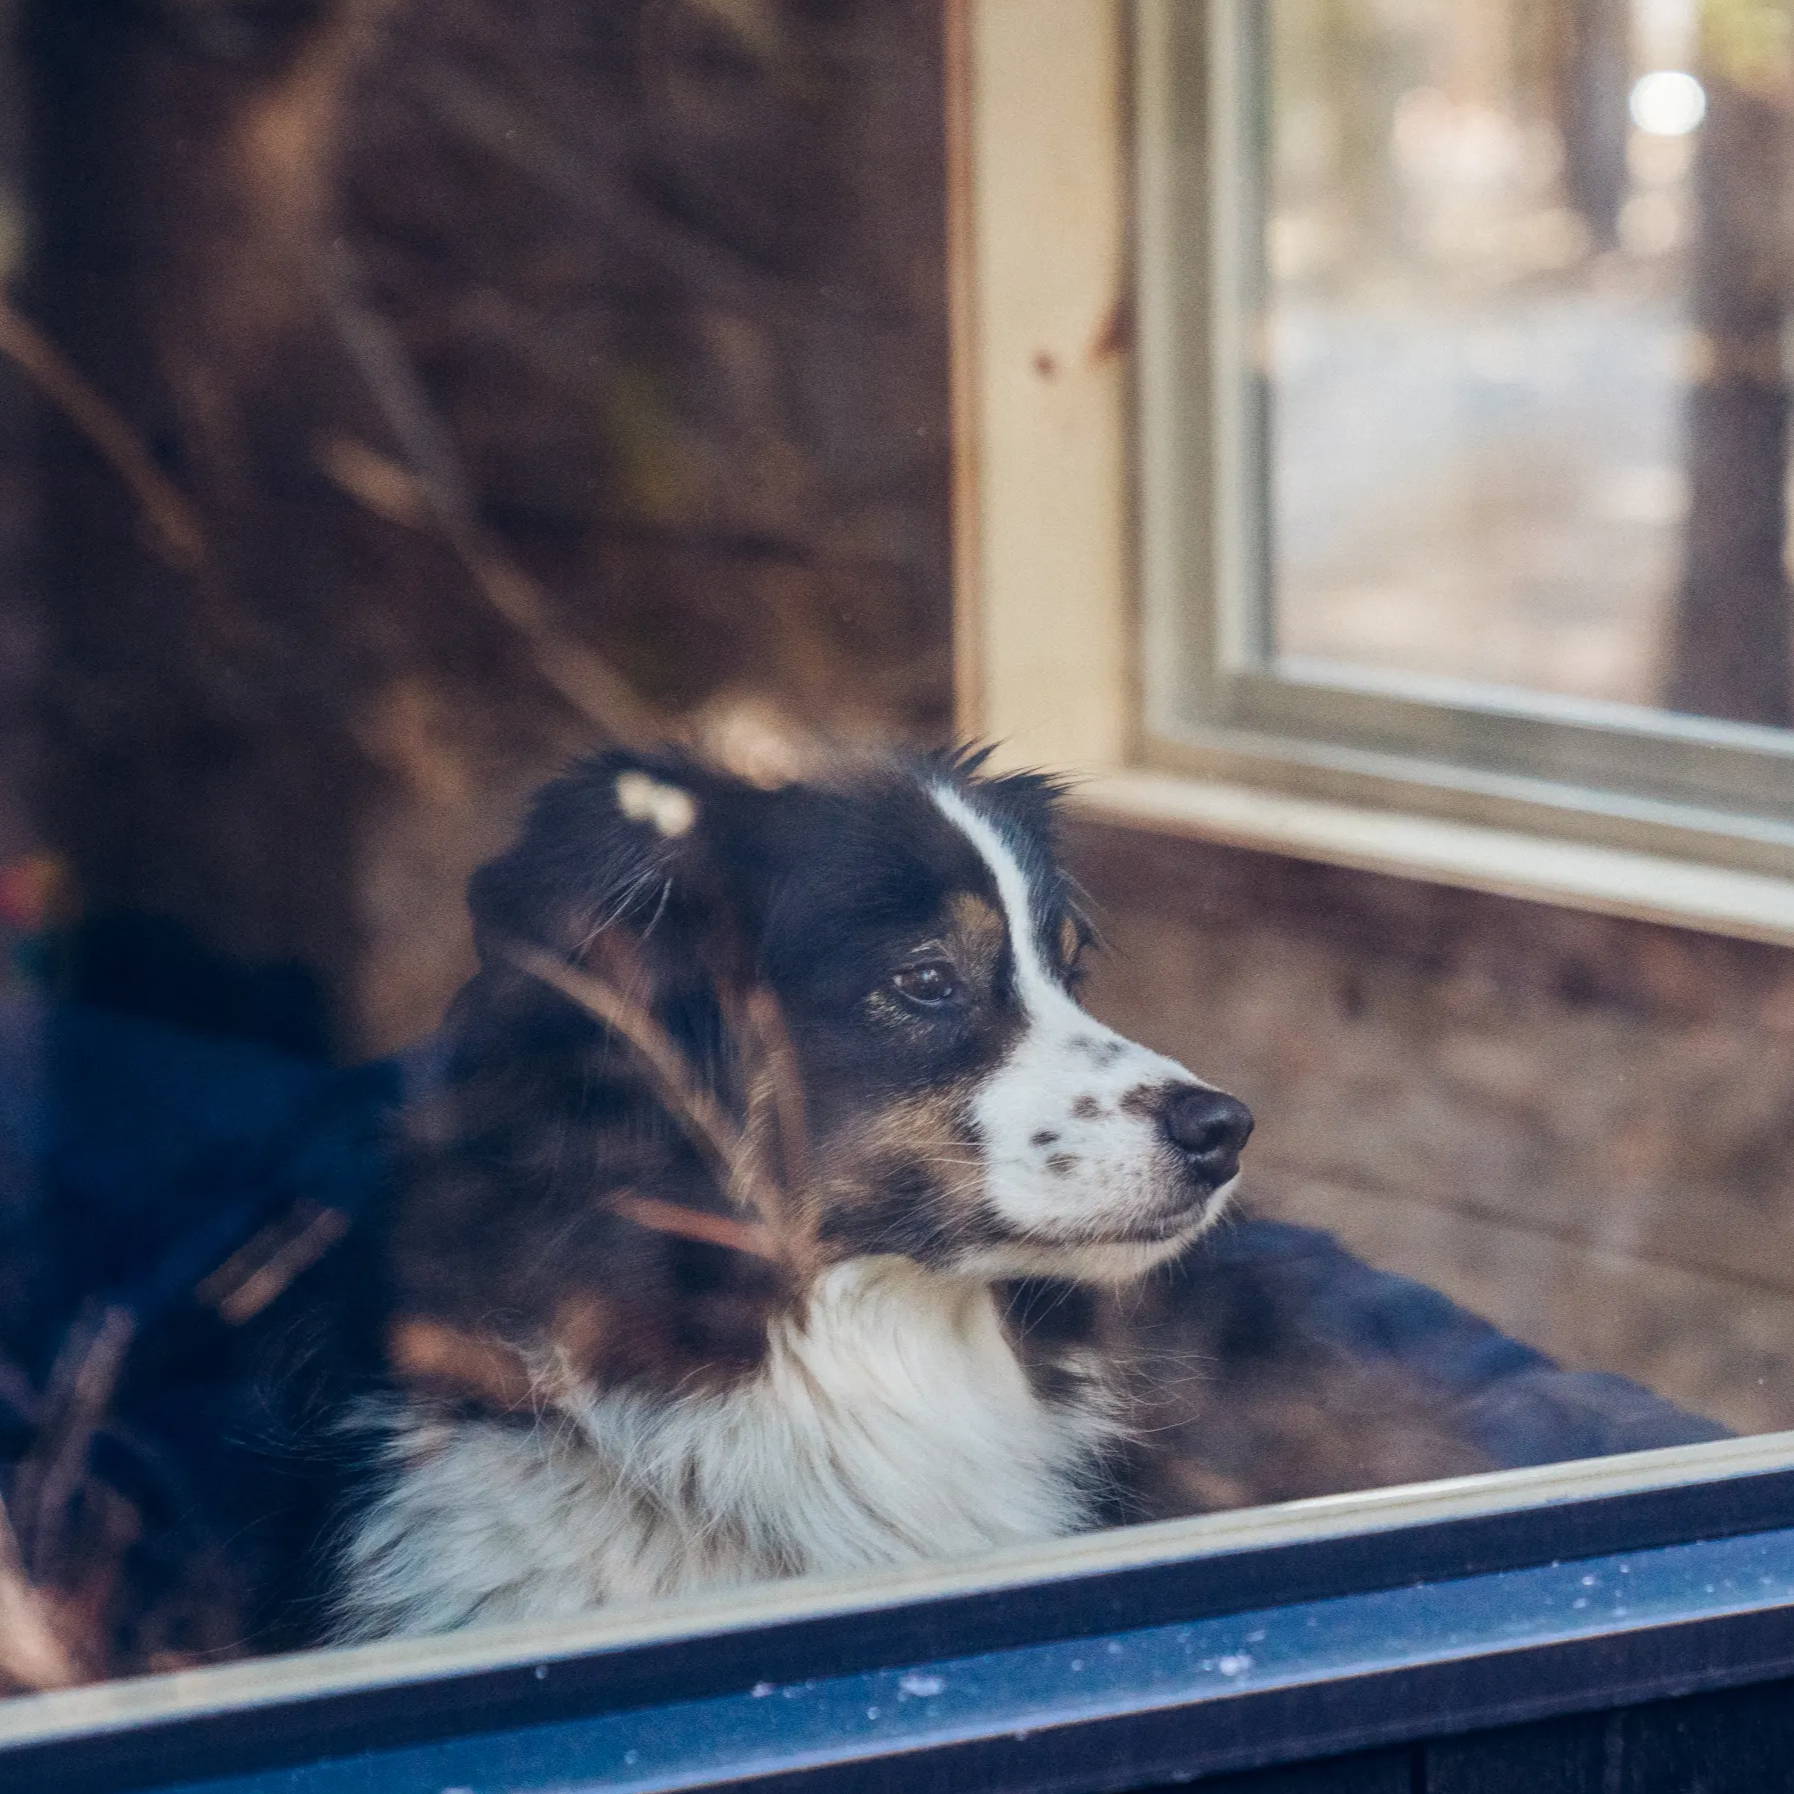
891;961;962;1007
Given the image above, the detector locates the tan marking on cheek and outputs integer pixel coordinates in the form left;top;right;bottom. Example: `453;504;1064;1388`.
814;1089;967;1189
807;1083;989;1258
1059;915;1083;966
388;1318;535;1410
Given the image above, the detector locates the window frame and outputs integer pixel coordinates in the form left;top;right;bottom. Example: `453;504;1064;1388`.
956;0;1794;945
1136;1;1794;873
10;1434;1794;1792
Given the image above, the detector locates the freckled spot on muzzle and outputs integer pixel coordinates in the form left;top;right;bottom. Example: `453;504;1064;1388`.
1119;1084;1169;1121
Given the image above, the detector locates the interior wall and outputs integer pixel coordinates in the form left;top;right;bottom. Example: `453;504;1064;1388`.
1071;818;1794;1437
16;0;951;1059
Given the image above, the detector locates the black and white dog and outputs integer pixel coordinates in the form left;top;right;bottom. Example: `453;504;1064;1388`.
335;746;1252;1639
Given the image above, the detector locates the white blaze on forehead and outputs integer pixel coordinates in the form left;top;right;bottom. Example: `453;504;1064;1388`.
927;785;1062;1013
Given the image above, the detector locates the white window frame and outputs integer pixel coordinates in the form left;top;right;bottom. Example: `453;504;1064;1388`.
952;0;1794;948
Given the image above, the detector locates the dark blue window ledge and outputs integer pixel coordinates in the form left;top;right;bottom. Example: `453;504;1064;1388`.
6;1433;1794;1794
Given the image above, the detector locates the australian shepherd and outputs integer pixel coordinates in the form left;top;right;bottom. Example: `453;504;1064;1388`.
335;745;1252;1639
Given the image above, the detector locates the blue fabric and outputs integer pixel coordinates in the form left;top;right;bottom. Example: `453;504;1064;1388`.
1207;1217;1730;1462
36;1004;398;1326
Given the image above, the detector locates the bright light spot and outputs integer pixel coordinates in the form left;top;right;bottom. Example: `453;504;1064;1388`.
1630;70;1706;136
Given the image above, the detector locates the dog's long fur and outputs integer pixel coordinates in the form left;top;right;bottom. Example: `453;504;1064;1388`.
334;747;1252;1640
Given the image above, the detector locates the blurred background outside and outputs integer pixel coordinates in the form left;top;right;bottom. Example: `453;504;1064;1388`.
1270;0;1794;728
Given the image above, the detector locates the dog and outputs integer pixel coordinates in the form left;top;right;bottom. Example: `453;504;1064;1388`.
333;745;1252;1639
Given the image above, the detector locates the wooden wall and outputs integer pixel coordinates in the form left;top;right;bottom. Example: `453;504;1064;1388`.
15;0;951;1057
1073;818;1794;1438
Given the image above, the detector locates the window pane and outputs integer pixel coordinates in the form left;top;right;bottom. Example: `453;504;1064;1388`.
3;0;1788;1713
1266;0;1794;729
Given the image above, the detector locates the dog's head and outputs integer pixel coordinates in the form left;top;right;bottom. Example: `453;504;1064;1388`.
462;745;1251;1288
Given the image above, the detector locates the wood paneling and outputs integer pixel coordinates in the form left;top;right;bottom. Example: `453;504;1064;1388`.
1071;817;1794;1436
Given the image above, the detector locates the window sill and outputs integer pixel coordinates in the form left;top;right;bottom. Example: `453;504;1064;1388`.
1075;770;1794;950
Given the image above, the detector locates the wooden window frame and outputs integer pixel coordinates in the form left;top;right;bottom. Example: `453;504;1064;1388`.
951;0;1794;950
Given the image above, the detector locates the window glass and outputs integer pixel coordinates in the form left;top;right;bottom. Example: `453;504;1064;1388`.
0;0;1783;1713
1267;0;1794;730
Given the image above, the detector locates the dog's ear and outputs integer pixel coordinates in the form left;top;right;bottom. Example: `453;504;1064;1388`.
467;748;743;967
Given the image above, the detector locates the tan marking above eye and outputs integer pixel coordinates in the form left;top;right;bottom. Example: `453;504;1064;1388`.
944;891;1006;975
1059;914;1083;965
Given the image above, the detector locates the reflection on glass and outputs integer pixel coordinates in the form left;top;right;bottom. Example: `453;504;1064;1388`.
0;0;1788;1706
1267;0;1794;728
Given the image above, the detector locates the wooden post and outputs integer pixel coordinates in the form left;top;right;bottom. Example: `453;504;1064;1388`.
1667;39;1794;728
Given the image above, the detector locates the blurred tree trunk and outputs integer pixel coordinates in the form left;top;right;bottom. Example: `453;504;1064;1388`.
1555;0;1629;251
18;0;391;1057
1313;0;1401;272
1667;48;1794;727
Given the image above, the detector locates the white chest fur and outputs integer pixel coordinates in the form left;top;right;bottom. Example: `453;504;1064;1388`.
336;1259;1123;1640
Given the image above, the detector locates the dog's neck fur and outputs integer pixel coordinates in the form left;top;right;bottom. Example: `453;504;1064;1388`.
336;1258;1126;1640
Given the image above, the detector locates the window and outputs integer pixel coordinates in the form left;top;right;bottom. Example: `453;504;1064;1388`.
7;1;1794;1788
1135;0;1794;879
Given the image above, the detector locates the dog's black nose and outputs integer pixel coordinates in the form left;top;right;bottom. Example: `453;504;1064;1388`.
1160;1086;1253;1187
